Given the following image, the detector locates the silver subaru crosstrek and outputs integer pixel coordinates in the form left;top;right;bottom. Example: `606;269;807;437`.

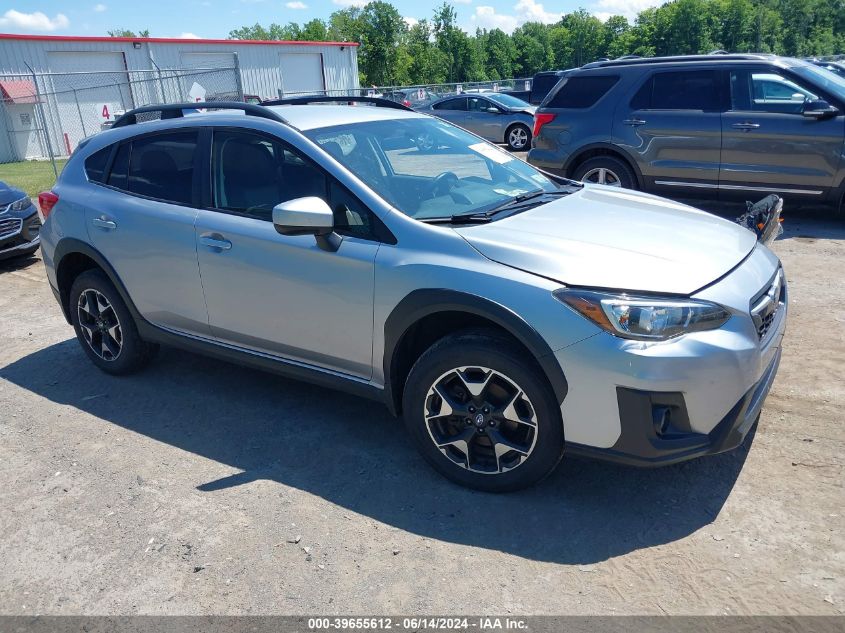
38;100;787;491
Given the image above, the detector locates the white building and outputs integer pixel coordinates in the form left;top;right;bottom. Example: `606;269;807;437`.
0;33;360;162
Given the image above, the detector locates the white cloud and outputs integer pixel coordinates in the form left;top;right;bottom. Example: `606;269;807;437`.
177;32;201;38
471;6;518;33
403;16;418;28
514;0;561;23
590;0;661;22
470;0;560;34
0;9;69;31
286;1;308;7
93;3;107;12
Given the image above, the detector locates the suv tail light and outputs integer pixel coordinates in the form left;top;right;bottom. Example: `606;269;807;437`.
533;113;556;138
38;191;59;219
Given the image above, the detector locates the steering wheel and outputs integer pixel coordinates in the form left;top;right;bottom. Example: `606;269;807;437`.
431;171;460;197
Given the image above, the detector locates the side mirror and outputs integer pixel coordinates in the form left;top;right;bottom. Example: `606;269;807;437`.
272;197;341;251
803;99;839;119
486;107;501;114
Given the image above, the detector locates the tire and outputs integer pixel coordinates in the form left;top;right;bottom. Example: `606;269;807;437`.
402;330;564;492
572;155;637;189
69;269;158;375
506;124;531;152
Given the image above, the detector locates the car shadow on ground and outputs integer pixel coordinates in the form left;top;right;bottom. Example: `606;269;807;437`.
0;253;40;272
2;339;754;565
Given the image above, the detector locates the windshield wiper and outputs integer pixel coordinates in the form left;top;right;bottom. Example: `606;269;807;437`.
419;213;494;225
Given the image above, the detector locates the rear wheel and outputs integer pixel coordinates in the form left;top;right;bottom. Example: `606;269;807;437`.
573;155;637;189
402;330;564;492
506;124;531;152
69;269;158;375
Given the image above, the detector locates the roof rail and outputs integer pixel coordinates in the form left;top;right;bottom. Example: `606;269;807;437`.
581;53;775;69
261;95;413;111
111;101;287;128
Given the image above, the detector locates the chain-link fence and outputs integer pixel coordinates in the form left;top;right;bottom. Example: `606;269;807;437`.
0;65;242;174
0;70;531;181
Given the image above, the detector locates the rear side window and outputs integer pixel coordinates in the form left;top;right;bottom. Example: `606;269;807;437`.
85;146;112;183
546;75;619;109
633;71;720;111
126;131;198;205
433;98;466;111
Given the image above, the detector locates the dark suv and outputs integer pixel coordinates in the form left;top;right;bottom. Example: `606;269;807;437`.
528;54;845;213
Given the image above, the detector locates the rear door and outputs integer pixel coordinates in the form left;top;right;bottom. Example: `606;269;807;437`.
83;130;209;336
719;66;844;198
613;69;723;196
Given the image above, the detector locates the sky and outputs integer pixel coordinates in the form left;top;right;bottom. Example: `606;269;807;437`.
0;0;663;39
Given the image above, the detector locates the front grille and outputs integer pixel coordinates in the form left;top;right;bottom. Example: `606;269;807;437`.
750;269;785;340
0;217;22;240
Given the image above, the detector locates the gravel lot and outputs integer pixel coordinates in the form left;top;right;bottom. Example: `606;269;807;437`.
0;203;843;616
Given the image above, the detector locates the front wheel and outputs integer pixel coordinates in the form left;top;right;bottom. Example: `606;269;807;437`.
402;330;564;492
506;124;531;152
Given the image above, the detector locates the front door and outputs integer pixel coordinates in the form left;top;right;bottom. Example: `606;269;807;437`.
466;96;503;141
613;69;723;196
194;128;379;379
719;67;844;199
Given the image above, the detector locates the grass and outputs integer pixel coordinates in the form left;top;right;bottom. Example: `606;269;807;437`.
0;159;67;198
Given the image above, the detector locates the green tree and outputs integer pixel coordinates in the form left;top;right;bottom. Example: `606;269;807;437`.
107;28;150;37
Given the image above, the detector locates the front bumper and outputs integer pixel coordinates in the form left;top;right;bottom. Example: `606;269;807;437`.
554;244;787;465
0;210;41;260
566;347;780;466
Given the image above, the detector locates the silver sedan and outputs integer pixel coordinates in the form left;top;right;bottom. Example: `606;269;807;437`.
417;93;536;151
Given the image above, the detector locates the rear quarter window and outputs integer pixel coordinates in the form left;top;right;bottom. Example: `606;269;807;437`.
84;146;112;183
546;75;620;109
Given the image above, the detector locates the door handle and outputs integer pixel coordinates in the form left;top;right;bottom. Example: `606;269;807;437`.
91;217;116;230
622;118;646;126
199;233;232;251
732;122;761;130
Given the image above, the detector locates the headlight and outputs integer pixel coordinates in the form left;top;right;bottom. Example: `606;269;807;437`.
8;197;32;212
554;289;731;341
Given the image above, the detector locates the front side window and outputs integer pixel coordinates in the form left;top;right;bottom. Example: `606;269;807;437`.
730;70;819;114
305;117;562;222
469;97;498;113
126;131;198;204
211;130;326;221
635;71;720;111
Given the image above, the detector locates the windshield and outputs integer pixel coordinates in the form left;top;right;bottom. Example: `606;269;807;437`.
793;63;845;101
303;117;561;221
486;93;531;109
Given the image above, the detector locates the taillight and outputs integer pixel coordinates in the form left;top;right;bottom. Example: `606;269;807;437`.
403;99;411;107
533;113;556;138
38;191;59;219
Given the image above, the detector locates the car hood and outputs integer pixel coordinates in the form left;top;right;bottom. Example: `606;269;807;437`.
453;185;758;295
0;181;26;207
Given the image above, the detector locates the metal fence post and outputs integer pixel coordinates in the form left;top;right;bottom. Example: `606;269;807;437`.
26;63;57;179
233;53;244;101
73;88;87;139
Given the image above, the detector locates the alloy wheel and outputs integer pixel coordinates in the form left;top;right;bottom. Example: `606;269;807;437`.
424;366;538;474
509;127;528;150
77;288;123;361
581;167;622;187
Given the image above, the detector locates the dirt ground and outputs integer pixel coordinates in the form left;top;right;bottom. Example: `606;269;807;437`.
0;208;842;616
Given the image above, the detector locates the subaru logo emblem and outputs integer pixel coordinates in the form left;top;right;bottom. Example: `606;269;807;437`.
474;413;485;427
